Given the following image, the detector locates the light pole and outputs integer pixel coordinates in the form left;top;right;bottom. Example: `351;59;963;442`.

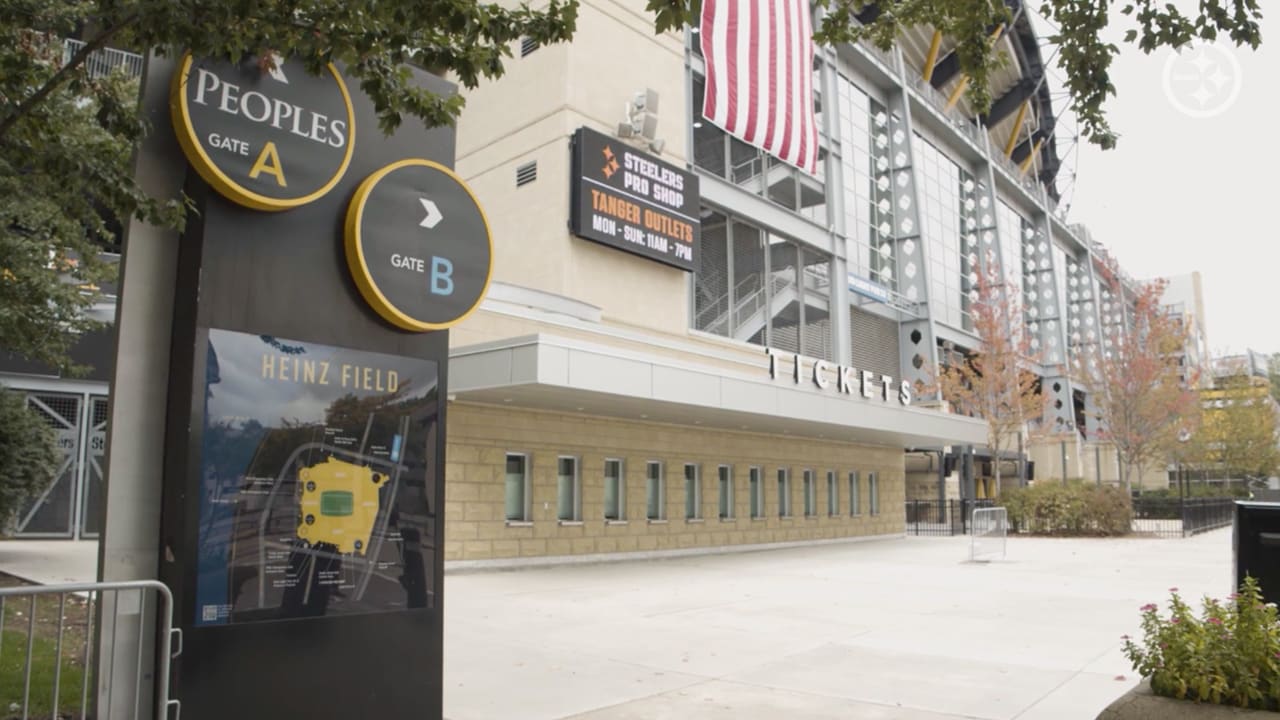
1177;429;1191;503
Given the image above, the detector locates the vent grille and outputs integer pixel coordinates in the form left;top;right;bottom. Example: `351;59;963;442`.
520;37;538;57
515;161;537;187
850;307;900;379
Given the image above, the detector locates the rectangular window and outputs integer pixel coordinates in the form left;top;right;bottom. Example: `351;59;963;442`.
505;454;530;521
718;465;734;519
684;463;701;519
557;456;580;521
646;461;664;520
803;470;816;517
749;466;763;518
604;458;625;520
869;471;880;515
777;468;791;518
849;471;861;516
826;470;838;516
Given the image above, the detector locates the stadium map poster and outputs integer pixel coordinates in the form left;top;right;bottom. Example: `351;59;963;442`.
195;329;437;626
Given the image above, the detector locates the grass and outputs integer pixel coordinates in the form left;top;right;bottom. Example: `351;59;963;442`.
0;574;95;719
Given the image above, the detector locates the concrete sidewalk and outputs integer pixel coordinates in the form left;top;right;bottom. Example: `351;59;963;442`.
0;530;1234;718
0;539;98;584
443;530;1234;720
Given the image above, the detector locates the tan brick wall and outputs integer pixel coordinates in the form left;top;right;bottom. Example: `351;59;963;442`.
444;403;907;560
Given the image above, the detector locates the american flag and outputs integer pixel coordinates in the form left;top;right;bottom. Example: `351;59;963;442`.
699;0;819;175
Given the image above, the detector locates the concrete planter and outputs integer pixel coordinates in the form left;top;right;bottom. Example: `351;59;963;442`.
1098;680;1277;718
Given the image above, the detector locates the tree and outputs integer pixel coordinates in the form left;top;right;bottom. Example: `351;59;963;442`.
649;0;1264;150
1190;375;1280;485
0;385;58;533
1;0;579;368
1076;280;1201;493
2;0;1265;369
933;268;1047;493
1267;353;1280;405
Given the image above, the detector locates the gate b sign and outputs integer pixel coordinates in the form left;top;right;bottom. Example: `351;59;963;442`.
171;54;356;211
345;159;494;331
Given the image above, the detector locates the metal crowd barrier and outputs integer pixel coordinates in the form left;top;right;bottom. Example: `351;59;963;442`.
0;580;180;720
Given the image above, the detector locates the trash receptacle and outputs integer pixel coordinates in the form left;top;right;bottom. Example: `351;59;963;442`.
1234;501;1280;605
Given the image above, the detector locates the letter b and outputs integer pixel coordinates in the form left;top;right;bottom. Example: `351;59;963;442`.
430;257;454;296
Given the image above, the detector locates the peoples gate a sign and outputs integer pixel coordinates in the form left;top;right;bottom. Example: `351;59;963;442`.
170;53;356;211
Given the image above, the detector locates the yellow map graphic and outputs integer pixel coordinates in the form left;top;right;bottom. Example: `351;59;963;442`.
296;457;385;554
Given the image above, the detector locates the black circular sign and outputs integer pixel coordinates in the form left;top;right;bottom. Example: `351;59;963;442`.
345;159;493;331
171;53;355;211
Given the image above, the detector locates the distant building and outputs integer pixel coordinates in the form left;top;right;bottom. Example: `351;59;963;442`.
1160;272;1212;389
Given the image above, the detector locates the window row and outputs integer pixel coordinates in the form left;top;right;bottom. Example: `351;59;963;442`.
505;455;879;523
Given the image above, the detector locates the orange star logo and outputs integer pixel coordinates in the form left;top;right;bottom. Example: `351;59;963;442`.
602;146;619;179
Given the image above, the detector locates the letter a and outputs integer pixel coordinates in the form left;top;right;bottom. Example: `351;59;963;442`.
249;141;287;186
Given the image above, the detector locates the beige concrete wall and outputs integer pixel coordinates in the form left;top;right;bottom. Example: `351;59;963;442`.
453;0;694;339
1027;441;1170;490
1028;435;1088;482
445;403;906;560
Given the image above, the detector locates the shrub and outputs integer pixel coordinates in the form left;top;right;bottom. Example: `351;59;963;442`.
998;481;1131;535
1139;485;1251;500
1122;577;1280;711
0;385;58;534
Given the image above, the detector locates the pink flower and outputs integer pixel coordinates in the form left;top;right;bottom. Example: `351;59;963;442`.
1171;618;1181;624
1169;587;1179;592
1120;634;1131;640
1227;593;1239;600
1141;603;1158;612
1208;617;1222;625
1159;642;1168;649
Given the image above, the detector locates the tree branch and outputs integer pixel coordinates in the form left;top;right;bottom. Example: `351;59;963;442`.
0;13;139;140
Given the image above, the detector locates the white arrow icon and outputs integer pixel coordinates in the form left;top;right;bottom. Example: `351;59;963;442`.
267;53;289;83
419;198;443;229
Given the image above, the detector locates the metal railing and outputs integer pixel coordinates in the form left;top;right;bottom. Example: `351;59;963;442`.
0;580;180;720
909;76;984;149
62;39;145;79
1130;497;1235;538
905;499;996;536
970;507;1008;561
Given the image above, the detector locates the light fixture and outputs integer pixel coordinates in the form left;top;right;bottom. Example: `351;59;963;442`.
618;88;662;151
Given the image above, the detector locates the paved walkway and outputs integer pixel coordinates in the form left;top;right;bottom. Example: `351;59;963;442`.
0;531;1234;719
443;530;1234;720
0;539;98;584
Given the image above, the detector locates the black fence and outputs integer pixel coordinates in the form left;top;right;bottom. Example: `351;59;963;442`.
905;497;1236;538
1131;497;1235;538
904;499;995;536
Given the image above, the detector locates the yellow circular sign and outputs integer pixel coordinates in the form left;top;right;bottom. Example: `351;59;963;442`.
345;159;494;332
170;53;356;211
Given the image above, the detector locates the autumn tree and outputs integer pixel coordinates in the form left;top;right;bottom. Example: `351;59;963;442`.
1190;375;1280;485
1076;280;1200;493
934;268;1047;493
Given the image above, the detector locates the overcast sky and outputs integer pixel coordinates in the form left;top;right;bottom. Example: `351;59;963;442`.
1058;10;1278;357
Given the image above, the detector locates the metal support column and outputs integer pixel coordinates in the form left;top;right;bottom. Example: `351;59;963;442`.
888;47;942;399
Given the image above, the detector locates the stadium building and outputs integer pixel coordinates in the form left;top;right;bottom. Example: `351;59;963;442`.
437;0;1125;563
1;2;1155;557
